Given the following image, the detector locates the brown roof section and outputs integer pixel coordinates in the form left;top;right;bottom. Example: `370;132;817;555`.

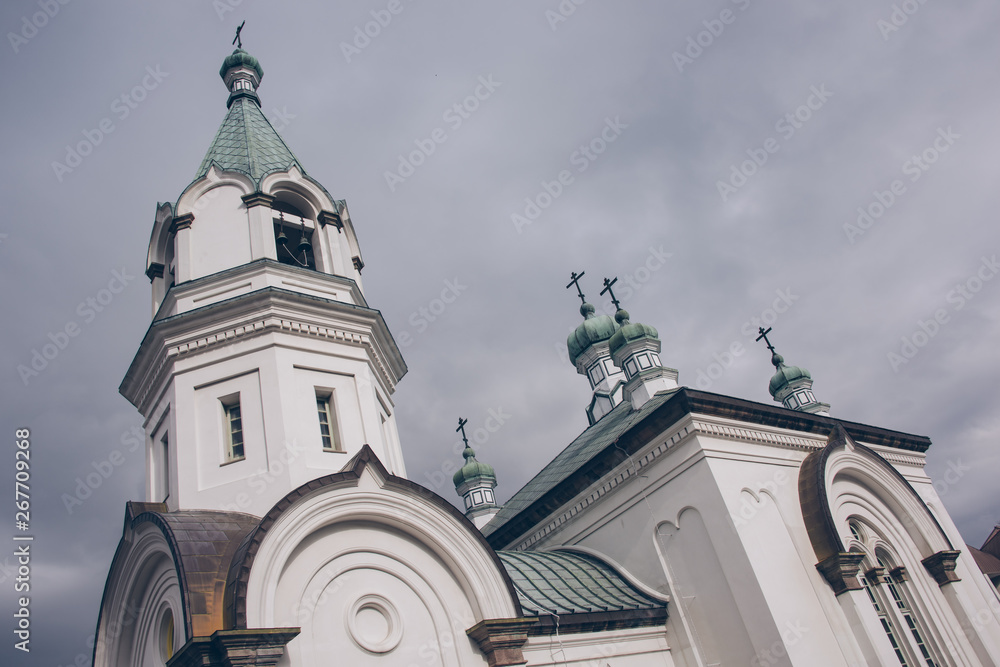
980;525;1000;559
968;544;1000;582
123;502;260;637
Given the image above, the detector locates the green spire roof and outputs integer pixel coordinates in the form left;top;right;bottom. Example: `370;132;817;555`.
195;49;304;186
195;96;304;185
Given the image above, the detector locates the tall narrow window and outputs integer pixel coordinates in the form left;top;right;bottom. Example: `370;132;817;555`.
224;400;245;461
159;433;170;502
861;570;910;666
316;392;340;451
850;520;942;667
878;557;937;667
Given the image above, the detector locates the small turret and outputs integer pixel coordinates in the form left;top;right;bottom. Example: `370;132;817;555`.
565;271;626;424
756;327;830;415
452;418;499;529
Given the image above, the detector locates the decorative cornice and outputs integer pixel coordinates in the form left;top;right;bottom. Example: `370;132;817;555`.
352;256;364;272
466;618;536;666
317;209;343;232
690;417;823;451
816;552;866;595
131;313;392;416
146;262;165;282
122;287;406;415
170;213;195;233
922;550;962;585
240;192;275;208
168;628;300;667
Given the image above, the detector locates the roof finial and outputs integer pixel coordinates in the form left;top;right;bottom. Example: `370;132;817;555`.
567;271;587;305
756;326;784;368
602;276;630;324
232;20;246;49
456;417;475;459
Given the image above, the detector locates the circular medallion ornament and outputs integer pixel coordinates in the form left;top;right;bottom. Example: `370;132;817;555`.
345;594;402;654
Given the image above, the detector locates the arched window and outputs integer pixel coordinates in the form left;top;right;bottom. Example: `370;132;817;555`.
272;200;317;270
849;520;942;667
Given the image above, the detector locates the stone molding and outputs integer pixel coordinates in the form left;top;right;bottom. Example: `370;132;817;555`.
167;628;299;667
816;552;866;595
467;618;537;667
240;192;275;209
922;550;962;585
170;213;195;233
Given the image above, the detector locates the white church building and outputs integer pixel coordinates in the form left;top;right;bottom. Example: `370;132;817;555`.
94;47;1000;666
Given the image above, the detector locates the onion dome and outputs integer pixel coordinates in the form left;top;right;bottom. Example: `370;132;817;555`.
453;446;496;489
220;48;263;82
607;308;659;357
567;302;618;365
768;352;812;398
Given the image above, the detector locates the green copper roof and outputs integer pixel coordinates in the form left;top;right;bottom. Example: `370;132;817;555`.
220;48;263;81
195;95;304;186
483;390;677;537
497;550;665;615
453;446;496;488
607;308;659;357
567;303;618;365
768;352;811;397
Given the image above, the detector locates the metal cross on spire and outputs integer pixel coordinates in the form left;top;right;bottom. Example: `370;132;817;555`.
456;417;469;447
232;20;246;48
566;271;587;305
601;277;621;310
756;326;776;353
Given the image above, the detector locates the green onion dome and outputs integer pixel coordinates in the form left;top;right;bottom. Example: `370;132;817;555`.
607;308;659;357
453;446;496;489
567;302;619;365
220;48;263;82
768;352;811;397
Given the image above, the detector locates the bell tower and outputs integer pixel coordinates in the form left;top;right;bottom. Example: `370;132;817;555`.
119;47;407;517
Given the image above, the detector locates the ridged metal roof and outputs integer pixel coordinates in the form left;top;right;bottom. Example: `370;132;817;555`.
195;96;302;185
484;391;676;538
497;550;665;616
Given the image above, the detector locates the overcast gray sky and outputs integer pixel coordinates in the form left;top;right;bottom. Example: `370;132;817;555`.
2;1;999;664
